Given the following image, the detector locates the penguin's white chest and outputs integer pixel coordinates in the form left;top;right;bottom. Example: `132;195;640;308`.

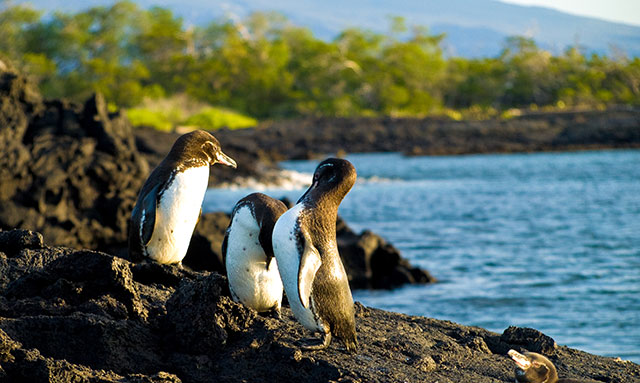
272;204;325;332
225;205;283;312
146;166;209;264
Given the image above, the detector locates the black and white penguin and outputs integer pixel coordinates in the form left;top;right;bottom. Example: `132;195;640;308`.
508;349;583;383
223;193;287;315
128;130;236;265
272;158;358;352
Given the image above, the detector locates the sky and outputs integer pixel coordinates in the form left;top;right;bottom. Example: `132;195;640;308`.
499;0;640;27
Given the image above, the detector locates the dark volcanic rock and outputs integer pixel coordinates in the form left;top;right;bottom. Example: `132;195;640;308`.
0;229;638;383
0;327;179;383
183;212;230;272
5;250;146;320
0;70;149;253
164;273;255;354
499;326;558;355
182;110;640;168
337;217;436;289
0;229;44;257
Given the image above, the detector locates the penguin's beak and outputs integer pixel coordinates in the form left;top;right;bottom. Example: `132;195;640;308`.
508;350;532;370
215;150;237;168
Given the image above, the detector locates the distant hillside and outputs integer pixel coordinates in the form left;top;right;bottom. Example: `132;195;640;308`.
13;0;640;57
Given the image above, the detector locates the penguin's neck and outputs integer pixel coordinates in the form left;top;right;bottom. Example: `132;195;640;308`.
302;188;342;215
301;190;343;239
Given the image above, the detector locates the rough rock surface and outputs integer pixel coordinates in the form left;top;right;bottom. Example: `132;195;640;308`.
0;230;638;383
0;70;149;254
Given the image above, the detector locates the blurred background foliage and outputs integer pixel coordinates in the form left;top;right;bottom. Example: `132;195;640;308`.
1;0;639;130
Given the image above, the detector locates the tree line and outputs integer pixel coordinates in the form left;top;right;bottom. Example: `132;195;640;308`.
2;0;639;120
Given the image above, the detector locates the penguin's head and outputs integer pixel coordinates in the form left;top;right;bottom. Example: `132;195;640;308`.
170;130;237;168
298;158;356;204
508;349;558;383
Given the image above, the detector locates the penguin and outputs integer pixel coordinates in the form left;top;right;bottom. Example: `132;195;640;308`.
128;130;236;265
508;349;584;383
272;158;358;352
223;193;287;315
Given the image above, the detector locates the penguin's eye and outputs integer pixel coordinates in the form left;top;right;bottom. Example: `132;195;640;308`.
202;141;218;153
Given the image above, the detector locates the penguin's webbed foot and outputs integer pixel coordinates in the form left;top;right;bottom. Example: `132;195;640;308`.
260;306;281;320
301;332;331;351
271;306;282;320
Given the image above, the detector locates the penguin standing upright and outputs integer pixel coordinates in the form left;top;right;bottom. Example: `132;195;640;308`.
128;130;236;265
272;158;358;352
223;193;287;315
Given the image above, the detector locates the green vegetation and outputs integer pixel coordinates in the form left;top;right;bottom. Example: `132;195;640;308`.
183;107;258;130
125;108;175;132
123;95;257;131
1;0;639;128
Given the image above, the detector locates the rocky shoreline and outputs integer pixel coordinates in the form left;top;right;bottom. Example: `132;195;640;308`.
1;229;638;383
133;107;640;187
2;70;640;382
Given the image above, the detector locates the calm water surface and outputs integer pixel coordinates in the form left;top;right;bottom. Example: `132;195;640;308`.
205;150;640;362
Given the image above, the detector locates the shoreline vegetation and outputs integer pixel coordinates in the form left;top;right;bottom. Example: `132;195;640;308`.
1;63;640;381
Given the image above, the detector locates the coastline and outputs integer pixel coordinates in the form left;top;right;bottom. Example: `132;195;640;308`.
0;229;638;383
2;69;640;382
132;107;640;188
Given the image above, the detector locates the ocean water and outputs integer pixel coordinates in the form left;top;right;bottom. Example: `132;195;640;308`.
204;150;640;363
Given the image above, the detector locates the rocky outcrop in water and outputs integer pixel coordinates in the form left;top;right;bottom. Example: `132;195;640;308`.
336;217;436;289
0;229;638;383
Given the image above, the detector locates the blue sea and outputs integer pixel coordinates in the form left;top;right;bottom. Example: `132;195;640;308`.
204;149;640;363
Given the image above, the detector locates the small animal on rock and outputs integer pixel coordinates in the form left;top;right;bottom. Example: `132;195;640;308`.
129;130;236;265
508;349;584;383
223;192;287;316
272;158;358;352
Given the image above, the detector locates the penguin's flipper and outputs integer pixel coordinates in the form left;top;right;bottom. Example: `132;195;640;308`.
298;231;322;309
140;185;160;245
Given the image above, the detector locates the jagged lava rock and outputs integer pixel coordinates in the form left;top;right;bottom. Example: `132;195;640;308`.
499;326;557;354
0;70;149;253
183;212;230;272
